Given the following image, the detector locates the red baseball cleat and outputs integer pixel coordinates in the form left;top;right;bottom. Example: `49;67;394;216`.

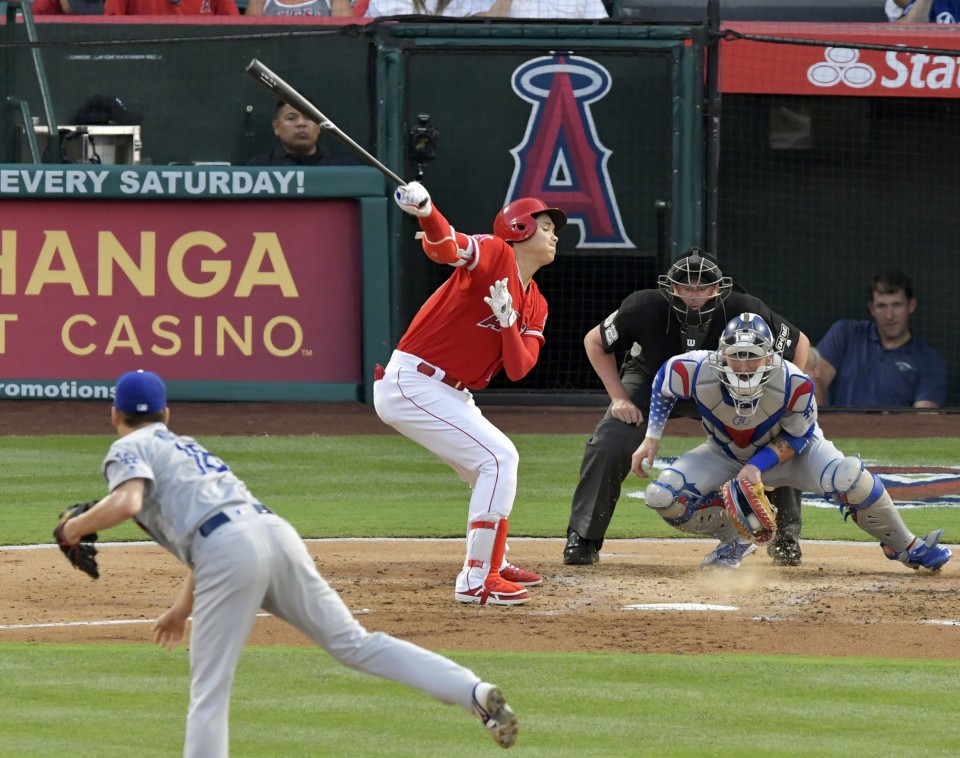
499;563;542;587
456;575;530;606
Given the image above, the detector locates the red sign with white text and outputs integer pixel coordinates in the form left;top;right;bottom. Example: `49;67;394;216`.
721;22;960;97
0;199;361;382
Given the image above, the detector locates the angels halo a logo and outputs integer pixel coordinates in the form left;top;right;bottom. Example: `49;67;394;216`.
505;54;633;249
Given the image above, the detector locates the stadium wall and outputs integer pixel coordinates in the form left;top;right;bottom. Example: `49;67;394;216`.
1;13;957;406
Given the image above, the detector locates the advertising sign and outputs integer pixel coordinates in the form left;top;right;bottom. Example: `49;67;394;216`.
721;23;960;98
0;167;369;401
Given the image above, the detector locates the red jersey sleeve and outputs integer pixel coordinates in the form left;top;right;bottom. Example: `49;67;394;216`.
416;204;476;267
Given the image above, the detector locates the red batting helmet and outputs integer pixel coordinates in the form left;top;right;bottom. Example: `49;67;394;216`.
493;198;567;243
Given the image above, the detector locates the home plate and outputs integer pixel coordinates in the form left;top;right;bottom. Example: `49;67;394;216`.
622;603;738;612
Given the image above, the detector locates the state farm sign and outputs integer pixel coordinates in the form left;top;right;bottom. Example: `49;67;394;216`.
721;22;960;98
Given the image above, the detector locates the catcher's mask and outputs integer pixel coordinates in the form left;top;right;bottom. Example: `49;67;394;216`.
657;247;733;328
710;312;781;415
493;198;567;243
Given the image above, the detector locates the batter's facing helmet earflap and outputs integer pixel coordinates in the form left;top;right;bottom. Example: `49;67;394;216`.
657;246;733;328
711;312;781;415
493;198;567;243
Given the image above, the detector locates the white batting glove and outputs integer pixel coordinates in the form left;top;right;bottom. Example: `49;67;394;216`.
484;278;518;328
394;181;432;217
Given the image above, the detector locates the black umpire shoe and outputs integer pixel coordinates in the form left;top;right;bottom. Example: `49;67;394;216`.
563;531;600;565
767;537;802;567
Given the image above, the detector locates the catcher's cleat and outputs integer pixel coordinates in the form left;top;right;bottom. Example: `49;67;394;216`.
500;563;542;586
472;682;519;749
767;537;802;567
562;531;600;565
882;529;952;571
701;539;758;570
456;576;530;606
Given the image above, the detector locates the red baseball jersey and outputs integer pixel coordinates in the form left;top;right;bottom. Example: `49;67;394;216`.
105;0;239;13
398;234;547;390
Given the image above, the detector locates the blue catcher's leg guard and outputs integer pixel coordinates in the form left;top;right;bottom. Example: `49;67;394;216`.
821;456;951;570
644;469;740;544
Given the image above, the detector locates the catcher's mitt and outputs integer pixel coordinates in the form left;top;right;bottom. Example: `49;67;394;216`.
721;477;777;546
53;500;100;580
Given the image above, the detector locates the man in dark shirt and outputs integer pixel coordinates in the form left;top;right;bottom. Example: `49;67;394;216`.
564;248;811;567
247;101;354;167
811;269;947;408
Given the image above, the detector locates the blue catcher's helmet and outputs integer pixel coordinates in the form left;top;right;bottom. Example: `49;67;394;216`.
713;312;781;413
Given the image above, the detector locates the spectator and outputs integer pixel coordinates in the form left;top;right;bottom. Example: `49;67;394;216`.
365;0;492;15
894;0;959;23
104;0;240;14
810;269;947;408
31;0;104;12
886;0;908;20
484;0;607;18
365;0;607;16
246;101;355;166
245;0;351;14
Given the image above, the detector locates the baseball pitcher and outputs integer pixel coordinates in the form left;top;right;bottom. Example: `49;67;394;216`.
53;370;521;753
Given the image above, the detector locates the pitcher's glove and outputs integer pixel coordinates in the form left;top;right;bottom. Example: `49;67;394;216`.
53;500;100;579
721;477;777;546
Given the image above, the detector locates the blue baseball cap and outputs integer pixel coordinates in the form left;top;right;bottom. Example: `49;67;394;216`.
114;370;167;413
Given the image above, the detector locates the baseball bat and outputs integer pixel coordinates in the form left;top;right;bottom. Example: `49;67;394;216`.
245;58;406;187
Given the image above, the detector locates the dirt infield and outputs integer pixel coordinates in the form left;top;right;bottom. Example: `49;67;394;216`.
3;401;959;659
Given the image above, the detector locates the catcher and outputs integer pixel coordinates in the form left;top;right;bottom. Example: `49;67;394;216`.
630;312;951;572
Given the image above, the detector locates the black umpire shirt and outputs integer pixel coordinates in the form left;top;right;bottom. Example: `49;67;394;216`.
599;290;802;414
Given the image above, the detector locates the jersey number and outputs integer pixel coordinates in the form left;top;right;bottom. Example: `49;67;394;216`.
176;441;229;475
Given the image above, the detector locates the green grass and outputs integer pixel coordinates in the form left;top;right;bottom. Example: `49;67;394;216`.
1;645;959;757
2;433;960;756
1;433;958;546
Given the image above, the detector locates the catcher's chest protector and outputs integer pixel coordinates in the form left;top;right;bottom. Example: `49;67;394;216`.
696;372;790;457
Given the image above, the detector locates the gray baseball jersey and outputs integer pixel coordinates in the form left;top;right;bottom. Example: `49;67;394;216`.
103;422;262;567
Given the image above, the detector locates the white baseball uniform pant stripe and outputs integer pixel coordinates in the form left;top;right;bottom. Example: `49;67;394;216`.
184;516;481;758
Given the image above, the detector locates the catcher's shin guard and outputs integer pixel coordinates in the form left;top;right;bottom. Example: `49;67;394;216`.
822;456;917;553
644;470;740;543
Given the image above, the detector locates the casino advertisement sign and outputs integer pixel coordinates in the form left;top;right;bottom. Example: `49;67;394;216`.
0;166;367;401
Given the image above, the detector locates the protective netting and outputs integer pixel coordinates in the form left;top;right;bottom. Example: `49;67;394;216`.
716;23;960;407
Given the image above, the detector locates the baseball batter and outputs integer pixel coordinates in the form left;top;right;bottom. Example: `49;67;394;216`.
631;313;952;572
53;370;521;755
375;181;566;605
